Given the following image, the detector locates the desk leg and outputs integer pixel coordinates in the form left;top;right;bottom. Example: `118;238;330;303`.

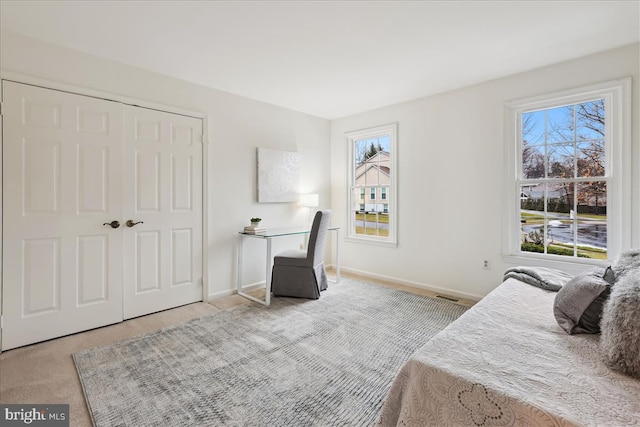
328;228;340;284
237;234;269;306
237;235;243;294
265;237;272;306
335;228;340;282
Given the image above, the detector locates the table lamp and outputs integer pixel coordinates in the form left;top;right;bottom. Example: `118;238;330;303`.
300;193;319;224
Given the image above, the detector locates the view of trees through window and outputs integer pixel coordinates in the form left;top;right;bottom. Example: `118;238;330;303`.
353;134;391;237
519;99;607;259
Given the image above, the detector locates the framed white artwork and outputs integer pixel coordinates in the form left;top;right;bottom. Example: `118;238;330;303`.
257;147;300;203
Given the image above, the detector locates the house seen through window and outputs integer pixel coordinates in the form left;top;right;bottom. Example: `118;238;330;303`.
346;124;397;246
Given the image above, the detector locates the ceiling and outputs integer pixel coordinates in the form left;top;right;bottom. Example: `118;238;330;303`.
1;1;639;119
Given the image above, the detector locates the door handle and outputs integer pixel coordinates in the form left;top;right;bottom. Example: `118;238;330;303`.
103;220;121;229
126;220;144;228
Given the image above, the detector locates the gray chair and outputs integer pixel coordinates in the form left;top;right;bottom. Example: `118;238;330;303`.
271;210;331;299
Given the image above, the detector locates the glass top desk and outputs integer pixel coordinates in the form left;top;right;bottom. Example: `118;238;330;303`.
236;226;340;306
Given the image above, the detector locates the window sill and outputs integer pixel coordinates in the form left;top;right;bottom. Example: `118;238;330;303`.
502;253;609;275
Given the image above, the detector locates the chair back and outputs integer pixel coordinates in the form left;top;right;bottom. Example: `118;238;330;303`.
307;210;331;265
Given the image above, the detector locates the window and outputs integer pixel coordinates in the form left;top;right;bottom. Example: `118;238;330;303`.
505;79;631;263
347;123;397;246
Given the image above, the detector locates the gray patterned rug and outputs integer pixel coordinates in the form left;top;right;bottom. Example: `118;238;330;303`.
73;278;468;426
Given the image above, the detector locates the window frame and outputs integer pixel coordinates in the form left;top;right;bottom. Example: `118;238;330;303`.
503;79;631;266
346;123;398;247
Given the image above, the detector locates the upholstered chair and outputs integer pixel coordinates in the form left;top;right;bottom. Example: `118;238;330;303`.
271;210;331;299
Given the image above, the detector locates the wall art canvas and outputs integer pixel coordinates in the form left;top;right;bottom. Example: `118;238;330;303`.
257;147;300;203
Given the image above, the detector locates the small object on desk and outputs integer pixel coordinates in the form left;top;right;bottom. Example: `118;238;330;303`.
244;226;266;235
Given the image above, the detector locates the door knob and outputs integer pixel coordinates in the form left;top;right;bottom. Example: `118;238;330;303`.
102;220;120;229
126;220;144;228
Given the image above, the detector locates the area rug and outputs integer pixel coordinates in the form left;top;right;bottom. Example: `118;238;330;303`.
73;278;468;427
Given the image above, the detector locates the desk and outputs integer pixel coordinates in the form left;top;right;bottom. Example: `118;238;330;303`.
236;226;340;306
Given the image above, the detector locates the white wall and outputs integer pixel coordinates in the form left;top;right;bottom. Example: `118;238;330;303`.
330;44;640;300
0;31;332;299
2;31;638;303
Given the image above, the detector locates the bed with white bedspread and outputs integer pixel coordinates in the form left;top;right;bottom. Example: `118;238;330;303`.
376;277;640;426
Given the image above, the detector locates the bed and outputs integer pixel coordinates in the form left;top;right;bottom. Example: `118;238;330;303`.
376;277;640;426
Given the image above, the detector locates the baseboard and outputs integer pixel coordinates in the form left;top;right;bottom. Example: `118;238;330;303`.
339;267;483;302
205;265;476;303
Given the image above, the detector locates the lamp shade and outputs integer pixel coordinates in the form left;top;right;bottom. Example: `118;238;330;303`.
300;193;319;208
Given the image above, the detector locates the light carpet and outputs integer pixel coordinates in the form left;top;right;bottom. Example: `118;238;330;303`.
73;279;468;426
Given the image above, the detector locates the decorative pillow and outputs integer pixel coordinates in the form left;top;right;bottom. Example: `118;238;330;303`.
600;271;640;379
553;271;611;334
599;265;616;285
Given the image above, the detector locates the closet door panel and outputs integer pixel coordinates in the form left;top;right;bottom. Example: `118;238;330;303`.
23;139;61;214
77;234;110;305
2;81;124;350
77;145;110;214
135;151;161;212
123;105;202;319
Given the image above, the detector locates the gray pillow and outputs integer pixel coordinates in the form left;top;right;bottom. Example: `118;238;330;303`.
598;265;616;285
600;271;640;379
553;271;611;334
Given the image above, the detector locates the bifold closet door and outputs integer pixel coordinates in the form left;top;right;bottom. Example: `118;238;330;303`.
2;81;124;350
122;105;203;319
2;82;204;349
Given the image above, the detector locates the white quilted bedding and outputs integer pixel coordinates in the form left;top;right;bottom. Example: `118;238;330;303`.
377;278;640;426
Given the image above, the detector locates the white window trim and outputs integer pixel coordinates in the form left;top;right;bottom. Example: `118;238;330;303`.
503;78;631;266
346;123;398;247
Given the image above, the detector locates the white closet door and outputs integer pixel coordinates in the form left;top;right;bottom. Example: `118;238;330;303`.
122;105;202;319
2;81;124;350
